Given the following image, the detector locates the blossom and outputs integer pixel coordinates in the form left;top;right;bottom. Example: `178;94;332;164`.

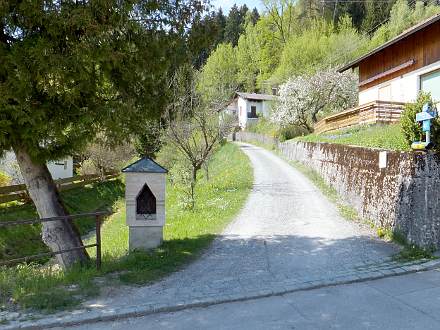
271;69;358;132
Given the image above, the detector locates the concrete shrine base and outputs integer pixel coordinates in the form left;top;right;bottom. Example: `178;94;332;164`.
129;226;163;251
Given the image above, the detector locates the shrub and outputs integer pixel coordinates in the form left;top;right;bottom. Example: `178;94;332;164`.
81;138;136;179
246;117;307;141
134;122;162;158
278;125;308;142
77;159;97;176
0;171;11;187
400;92;439;148
247;117;278;137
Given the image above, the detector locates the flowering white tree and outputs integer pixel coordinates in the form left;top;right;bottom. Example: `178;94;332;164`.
272;69;358;132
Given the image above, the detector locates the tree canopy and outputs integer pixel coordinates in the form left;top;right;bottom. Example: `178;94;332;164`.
0;0;207;268
0;0;207;164
199;0;440;94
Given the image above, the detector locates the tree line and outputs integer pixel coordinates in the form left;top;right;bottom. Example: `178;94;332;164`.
198;0;440;134
201;0;440;96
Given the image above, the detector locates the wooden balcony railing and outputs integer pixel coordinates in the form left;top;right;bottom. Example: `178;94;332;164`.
314;100;405;135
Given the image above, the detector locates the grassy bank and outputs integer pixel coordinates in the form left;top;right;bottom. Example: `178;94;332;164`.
0;180;124;262
293;124;410;151
0;143;252;313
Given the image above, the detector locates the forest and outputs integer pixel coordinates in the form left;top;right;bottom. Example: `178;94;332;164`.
199;0;440;94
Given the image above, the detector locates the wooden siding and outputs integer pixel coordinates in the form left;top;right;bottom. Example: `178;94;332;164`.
314;101;405;134
359;20;440;91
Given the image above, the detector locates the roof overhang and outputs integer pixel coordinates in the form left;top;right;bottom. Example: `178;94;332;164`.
235;92;276;102
338;13;440;73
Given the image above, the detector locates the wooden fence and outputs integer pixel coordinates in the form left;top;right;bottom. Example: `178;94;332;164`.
314;100;405;134
0;172;119;204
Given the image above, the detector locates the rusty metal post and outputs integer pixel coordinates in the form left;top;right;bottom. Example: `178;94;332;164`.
95;215;102;271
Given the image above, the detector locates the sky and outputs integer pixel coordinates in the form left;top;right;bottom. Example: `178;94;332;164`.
211;0;264;14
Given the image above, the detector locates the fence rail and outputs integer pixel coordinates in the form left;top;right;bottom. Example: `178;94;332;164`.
0;172;118;204
314;100;405;134
0;211;110;269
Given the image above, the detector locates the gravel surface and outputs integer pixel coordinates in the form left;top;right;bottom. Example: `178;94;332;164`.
7;142;418;329
82;143;399;309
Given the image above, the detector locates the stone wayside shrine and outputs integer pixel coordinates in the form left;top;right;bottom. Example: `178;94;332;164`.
122;158;167;251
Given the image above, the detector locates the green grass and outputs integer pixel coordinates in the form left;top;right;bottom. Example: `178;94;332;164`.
0;180;124;262
294;124;410;151
391;231;435;262
393;245;435;262
0;143;253;313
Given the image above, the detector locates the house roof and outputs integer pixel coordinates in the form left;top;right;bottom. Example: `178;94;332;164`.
338;13;440;73
122;157;168;174
236;92;276;101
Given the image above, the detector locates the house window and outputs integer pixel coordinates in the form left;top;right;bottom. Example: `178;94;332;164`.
239;106;242;117
54;160;68;170
420;69;440;103
249;106;257;118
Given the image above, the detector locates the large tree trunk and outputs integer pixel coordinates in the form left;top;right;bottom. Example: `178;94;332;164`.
14;146;89;269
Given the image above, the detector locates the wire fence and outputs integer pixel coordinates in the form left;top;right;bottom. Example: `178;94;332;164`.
0;211;111;270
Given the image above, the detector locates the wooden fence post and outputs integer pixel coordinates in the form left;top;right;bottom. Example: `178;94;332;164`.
95;215;102;271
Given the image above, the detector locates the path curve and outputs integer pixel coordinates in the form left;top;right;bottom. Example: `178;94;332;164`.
86;143;399;309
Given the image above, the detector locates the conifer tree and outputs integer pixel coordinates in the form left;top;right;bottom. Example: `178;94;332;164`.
0;0;204;268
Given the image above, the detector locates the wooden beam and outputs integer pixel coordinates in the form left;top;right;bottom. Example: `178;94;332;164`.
359;59;416;87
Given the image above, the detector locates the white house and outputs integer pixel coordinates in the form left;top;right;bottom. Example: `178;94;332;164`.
339;13;440;106
225;92;276;129
0;151;73;184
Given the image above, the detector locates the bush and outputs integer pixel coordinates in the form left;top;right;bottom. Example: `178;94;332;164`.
134;122;162;158
278;125;308;142
400;92;439;148
77;159;98;176
246;117;278;137
246;117;307;141
0;171;11;187
81;138;136;178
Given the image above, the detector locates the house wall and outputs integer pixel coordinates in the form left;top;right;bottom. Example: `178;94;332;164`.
238;97;264;128
0;151;73;182
237;98;274;128
359;59;440;105
237;97;248;128
261;100;273;117
359;20;440;92
47;156;74;180
236;131;440;249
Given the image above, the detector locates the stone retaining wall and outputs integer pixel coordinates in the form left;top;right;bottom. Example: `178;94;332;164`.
236;131;440;249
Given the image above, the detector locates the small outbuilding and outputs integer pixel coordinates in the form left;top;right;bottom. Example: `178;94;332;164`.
224;92;276;129
122;157;167;251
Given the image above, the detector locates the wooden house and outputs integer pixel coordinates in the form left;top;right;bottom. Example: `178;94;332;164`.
339;13;440;106
315;14;440;134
